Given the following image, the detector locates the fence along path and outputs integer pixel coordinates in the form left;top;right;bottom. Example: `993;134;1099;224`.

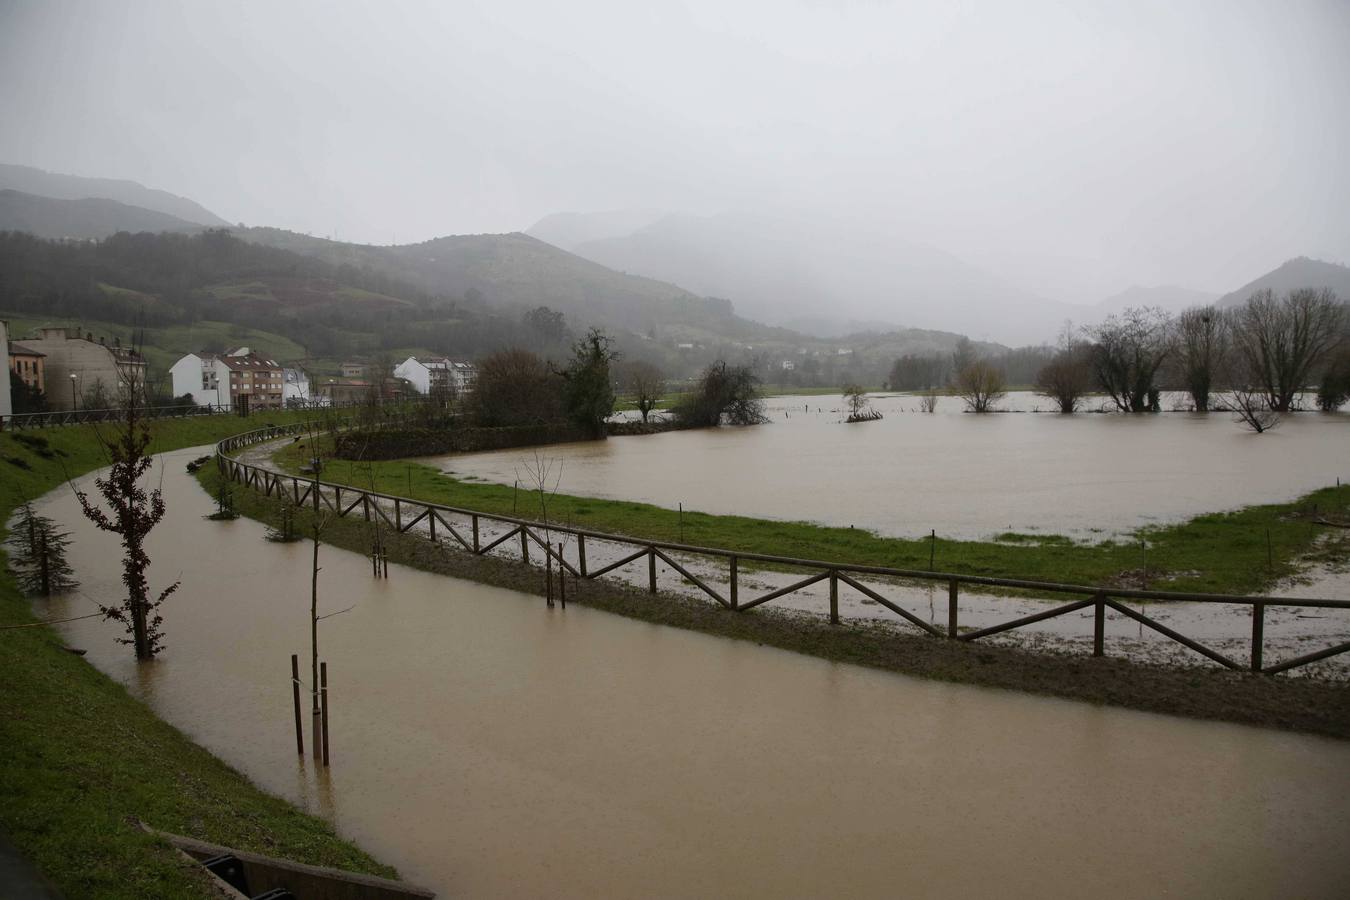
217;422;1350;676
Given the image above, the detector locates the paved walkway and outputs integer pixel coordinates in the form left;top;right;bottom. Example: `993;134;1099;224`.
0;833;62;899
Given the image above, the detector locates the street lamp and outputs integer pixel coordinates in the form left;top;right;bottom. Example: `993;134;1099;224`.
69;373;78;411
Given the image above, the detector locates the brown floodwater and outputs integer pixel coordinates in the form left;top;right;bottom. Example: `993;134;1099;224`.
33;448;1350;898
439;392;1350;539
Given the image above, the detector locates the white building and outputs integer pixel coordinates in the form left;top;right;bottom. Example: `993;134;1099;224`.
169;352;228;408
393;357;477;398
282;367;319;406
169;347;287;411
0;320;11;419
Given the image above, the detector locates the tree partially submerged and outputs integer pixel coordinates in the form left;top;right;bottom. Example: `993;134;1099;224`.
1230;288;1345;412
618;360;666;422
1086;306;1174;412
1174;306;1229;412
673;360;766;427
1034;345;1092;413
561;328;617;438
5;502;78;596
954;361;1006;413
74;370;178;659
1315;345;1350;411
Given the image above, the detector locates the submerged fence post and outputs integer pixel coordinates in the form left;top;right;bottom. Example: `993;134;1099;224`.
320;661;330;767
1093;592;1106;657
1251;602;1265;672
729;555;739;610
472;515;480;553
578;534;587;577
521;528;530;564
828;570;839;624
290;654;304;756
947;579;958;638
649;547;657;594
558;542;567;608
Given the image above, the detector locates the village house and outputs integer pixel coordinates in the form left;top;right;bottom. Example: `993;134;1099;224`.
339;359;369;379
169;347;284;412
11;327;147;410
0;321;11;419
282;367;317;406
9;339;46;394
392;356;477;399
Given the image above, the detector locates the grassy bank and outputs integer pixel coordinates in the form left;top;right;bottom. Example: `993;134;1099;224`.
202;466;1350;739
272;436;1350;598
0;411;399;898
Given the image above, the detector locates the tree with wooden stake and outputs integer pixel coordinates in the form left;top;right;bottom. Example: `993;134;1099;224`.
73;364;178;659
292;471;351;765
5;502;78;596
518;452;566;607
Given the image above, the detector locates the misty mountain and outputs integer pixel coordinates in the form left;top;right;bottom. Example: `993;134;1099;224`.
241;227;790;341
0;189;204;240
561;211;1082;345
1092;284;1219;316
1216;257;1350;308
0;163;229;226
526;210;665;253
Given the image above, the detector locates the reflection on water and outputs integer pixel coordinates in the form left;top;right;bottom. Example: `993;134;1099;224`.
440;392;1350;539
34;448;1350;898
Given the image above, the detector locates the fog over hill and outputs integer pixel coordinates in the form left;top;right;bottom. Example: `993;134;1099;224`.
1216;257;1350;308
532;210;1093;344
0;163;228;227
0;189;204;240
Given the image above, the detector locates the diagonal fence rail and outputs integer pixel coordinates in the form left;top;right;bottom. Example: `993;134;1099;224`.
216;422;1350;676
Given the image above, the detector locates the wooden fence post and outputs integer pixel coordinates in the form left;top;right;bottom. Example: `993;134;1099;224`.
730;556;739;610
521;529;530;564
290;654;303;756
429;510;436;542
558;543;567;608
394;498;401;531
578;534;587;577
649;547;657;594
1251;602;1265;672
1093;593;1106;657
948;579;958;638
320;661;330;767
362;494;370;522
472;515;480;553
828;570;839;624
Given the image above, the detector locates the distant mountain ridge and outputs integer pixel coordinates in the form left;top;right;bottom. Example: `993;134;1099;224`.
1092;284;1220;315
0;163;228;226
1216;257;1350;308
527;209;665;253
540;210;1086;345
0;189;204;240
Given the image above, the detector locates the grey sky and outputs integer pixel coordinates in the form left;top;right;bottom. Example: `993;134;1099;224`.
2;0;1347;305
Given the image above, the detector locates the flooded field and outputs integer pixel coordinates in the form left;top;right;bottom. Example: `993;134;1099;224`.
437;392;1350;540
32;448;1350;898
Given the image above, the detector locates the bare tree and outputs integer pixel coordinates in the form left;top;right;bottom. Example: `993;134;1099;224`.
843;384;867;417
1230;288;1346;412
1221;385;1281;433
954;361;1006;413
1034;344;1093;413
74;367;178;658
1174;306;1229;412
1086;306;1174;412
619;360;666;422
919;390;939;413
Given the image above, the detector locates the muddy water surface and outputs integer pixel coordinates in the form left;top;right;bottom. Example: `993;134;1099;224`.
439;392;1350;539
35;449;1350;898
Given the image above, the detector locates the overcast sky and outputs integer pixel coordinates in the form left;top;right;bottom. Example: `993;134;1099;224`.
2;0;1347;303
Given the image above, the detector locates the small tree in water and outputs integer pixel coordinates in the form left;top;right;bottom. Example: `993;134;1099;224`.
74;367;178;659
673;360;766;427
562;328;618;438
5;502;78;596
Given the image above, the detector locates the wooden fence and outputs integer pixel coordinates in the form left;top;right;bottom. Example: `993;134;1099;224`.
217;421;1350;676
